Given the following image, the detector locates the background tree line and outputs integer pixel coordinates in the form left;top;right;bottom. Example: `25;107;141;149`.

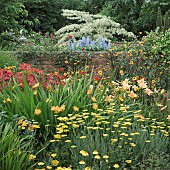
0;0;170;36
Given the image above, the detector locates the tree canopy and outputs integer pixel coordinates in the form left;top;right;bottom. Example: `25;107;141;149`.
0;0;170;35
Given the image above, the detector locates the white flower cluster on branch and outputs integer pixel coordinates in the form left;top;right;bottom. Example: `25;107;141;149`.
56;9;134;44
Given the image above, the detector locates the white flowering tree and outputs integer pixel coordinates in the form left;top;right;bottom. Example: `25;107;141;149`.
56;9;134;44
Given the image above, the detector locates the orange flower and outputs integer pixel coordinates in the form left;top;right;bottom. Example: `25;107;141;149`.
128;91;138;98
93;103;98;110
87;88;93;95
122;79;131;90
137;78;147;89
119;70;124;75
145;88;153;96
51;105;65;113
35;109;41;115
137;78;145;84
91;97;97;102
21;121;27;129
73;106;79;111
132;85;139;91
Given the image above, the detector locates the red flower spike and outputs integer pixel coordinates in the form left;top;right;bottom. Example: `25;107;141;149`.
59;68;65;72
80;71;86;75
93;76;100;81
68;35;72;39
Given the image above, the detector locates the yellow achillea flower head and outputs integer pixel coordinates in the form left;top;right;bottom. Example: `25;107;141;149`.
94;155;100;159
103;155;109;159
28;154;36;160
79;160;86;164
113;164;119;168
80;150;89;156
125;160;132;164
92;150;99;154
51;153;57;157
38;162;45;165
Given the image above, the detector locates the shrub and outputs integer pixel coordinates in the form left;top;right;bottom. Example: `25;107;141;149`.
0;51;20;68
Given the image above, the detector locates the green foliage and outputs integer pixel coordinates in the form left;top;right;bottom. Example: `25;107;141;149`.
0;51;20;68
0;123;33;170
163;10;170;31
156;7;163;31
0;30;18;48
156;7;170;32
0;0;27;33
101;0;170;34
22;0;88;33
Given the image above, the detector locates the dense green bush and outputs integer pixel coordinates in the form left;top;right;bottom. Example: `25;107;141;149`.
0;51;20;68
